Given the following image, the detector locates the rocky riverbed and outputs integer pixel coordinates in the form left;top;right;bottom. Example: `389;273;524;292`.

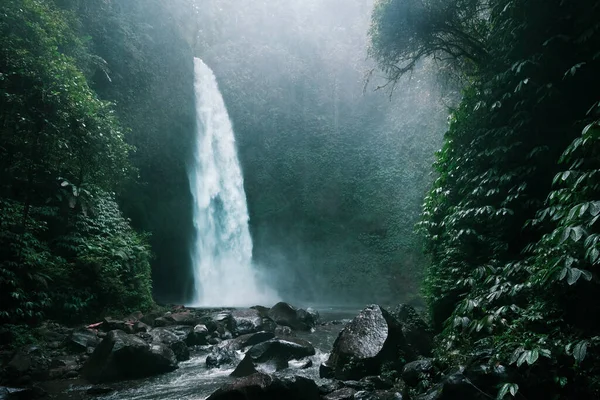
0;303;506;400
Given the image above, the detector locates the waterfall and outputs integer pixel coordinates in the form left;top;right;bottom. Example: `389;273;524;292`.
188;58;278;307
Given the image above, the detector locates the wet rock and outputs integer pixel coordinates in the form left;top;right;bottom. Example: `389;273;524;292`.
326;305;415;380
360;375;394;390
323;387;356;400
250;305;270;318
306;307;321;324
186;324;210;346
206;346;237;368
318;380;344;395
230;309;264;336
133;321;150;333
402;358;434;387
0;385;46;399
6;346;50;381
140;311;163;327
166;311;201;326
390;304;433;357
274;326;294;337
229;337;315;375
149;328;189;361
230;354;259;377
102;317;134;334
87;386;114;395
207;373;320;400
227;331;275;351
267;302;315;331
289;358;312;369
69;329;100;352
415;372;484;400
320;362;334;379
354;390;403;400
82;330;177;383
246;337;315;366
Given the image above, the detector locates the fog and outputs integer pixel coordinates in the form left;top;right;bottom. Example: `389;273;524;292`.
188;0;448;307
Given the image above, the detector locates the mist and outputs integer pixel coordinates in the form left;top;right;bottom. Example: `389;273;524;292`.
191;0;448;306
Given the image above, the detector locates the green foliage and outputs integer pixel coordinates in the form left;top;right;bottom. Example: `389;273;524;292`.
0;0;153;323
371;0;600;398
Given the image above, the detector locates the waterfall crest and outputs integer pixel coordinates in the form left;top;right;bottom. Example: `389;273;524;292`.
188;57;278;307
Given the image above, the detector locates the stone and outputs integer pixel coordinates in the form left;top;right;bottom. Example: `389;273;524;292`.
323;387;356;400
207;373;320;400
326;305;415;380
82;330;177;383
402;358;434;387
274;326;294;337
166;311;201;326
227;331;275;351
267;302;315;331
354;390;403;400
206;346;237;368
390;304;433;357
230;309;264;336
69;329;100;351
230;354;259;377
102;317;134;334
149;327;189;362
186;324;210;346
133;321;150;333
87;386;115;395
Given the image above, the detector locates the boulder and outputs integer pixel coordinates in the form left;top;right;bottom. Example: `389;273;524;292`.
402;358;434;387
230;354;259;377
6;346;50;382
230;337;315;375
133;321;150;333
246;337;315;366
149;328;190;361
82;330;177;382
414;372;485;400
274;326;294;337
206;346;237;368
390;304;433;357
69;329;100;352
186;324;210;346
227;331;275;351
230;309;264;336
323;387;356;400
318;380;344;395
166;311;201;326
325;304;415;380
207;373;320;400
102;317;134;334
354;390;403;400
267;302;315;331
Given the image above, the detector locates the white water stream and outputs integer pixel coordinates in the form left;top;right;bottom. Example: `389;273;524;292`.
188;58;278;306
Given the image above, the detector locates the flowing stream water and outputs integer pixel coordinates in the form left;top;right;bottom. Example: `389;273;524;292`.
48;308;359;400
188;58;277;307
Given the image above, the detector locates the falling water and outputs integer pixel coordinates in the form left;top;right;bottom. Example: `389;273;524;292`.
188;58;278;307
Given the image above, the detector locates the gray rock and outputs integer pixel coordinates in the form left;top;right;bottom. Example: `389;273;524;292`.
323;387;356;400
230;309;263;336
390;304;433;357
206;346;237;368
82;330;177;382
267;302;315;331
207;373;320;400
186;324;210;346
69;329;100;352
326;305;415;380
227;331;275;351
402;358;434;387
